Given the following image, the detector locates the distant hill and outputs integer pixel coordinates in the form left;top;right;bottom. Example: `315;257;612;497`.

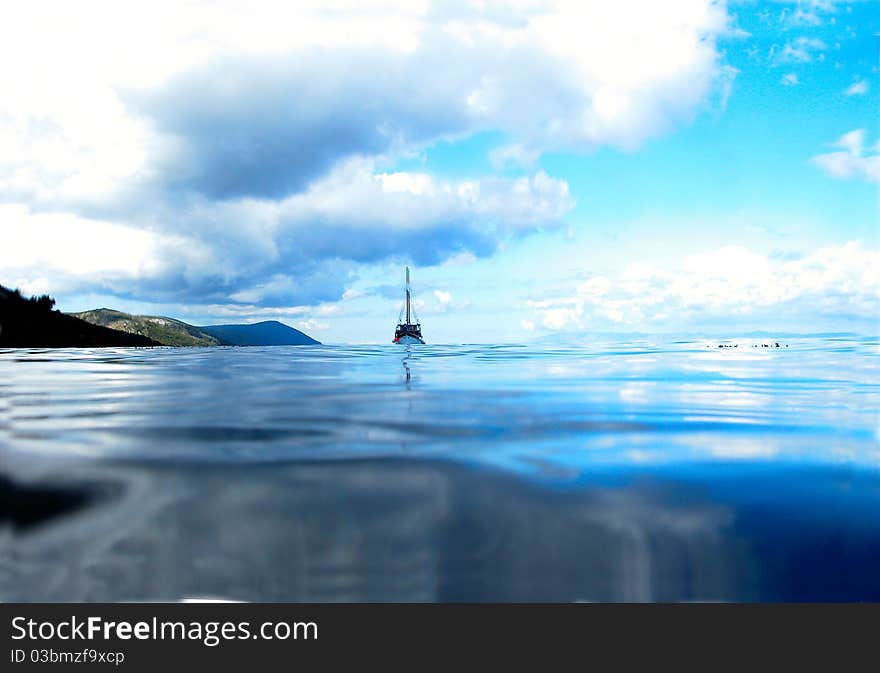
198;321;321;346
0;286;158;348
73;309;321;346
0;283;320;348
72;308;221;346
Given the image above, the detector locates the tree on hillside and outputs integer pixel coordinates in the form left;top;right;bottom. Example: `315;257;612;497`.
0;285;57;313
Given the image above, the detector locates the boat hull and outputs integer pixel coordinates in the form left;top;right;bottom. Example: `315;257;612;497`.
394;335;425;345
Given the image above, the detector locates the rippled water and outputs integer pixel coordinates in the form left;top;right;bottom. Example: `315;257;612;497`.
2;336;879;601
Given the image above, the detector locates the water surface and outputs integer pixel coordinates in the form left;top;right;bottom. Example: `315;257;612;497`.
2;337;878;601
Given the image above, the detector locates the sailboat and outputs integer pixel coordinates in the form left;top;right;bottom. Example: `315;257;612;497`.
393;267;425;344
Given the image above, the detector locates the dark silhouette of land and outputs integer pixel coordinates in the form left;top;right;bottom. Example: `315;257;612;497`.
0;285;158;348
0;284;321;347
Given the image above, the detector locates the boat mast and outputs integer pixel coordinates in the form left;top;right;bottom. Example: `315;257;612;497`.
405;266;411;325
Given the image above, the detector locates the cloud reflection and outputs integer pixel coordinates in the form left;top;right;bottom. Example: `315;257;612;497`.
4;459;755;602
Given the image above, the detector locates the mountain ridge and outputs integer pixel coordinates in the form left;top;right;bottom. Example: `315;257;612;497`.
72;308;221;346
72;309;321;346
198;320;321;346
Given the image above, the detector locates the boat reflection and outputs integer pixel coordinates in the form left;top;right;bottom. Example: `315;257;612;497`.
402;348;412;386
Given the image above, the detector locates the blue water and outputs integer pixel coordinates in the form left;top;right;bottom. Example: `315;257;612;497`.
2;336;879;601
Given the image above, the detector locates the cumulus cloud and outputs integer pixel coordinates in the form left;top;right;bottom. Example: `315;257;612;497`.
127;49;474;201
525;242;880;331
3;159;572;306
0;203;223;301
273;159;573;267
103;1;735;198
781;73;800;86
0;0;736;311
810;129;880;184
0;0;735;207
844;79;869;96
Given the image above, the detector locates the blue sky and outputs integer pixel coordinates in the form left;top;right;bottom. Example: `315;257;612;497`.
1;0;877;342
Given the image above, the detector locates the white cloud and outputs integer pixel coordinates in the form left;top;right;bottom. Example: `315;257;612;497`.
525;242;880;331
0;0;735;207
296;318;329;332
0;203;207;291
432;289;456;312
433;290;453;305
540;306;584;330
577;276;613;298
0;159;573;307
810;129;880;183
0;0;737;312
844;79;869;96
779;0;843;28
786;8;823;27
427;287;472;314
10;277;51;298
464;0;735;156
441;251;478;267
781;72;800;86
773;37;826;64
274;158;573;256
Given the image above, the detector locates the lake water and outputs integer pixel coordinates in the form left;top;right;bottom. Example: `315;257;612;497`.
2;336;879;602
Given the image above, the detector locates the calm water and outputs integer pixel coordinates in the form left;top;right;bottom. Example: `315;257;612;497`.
2;336;879;601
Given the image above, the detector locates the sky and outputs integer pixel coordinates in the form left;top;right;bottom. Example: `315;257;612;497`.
0;0;877;343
